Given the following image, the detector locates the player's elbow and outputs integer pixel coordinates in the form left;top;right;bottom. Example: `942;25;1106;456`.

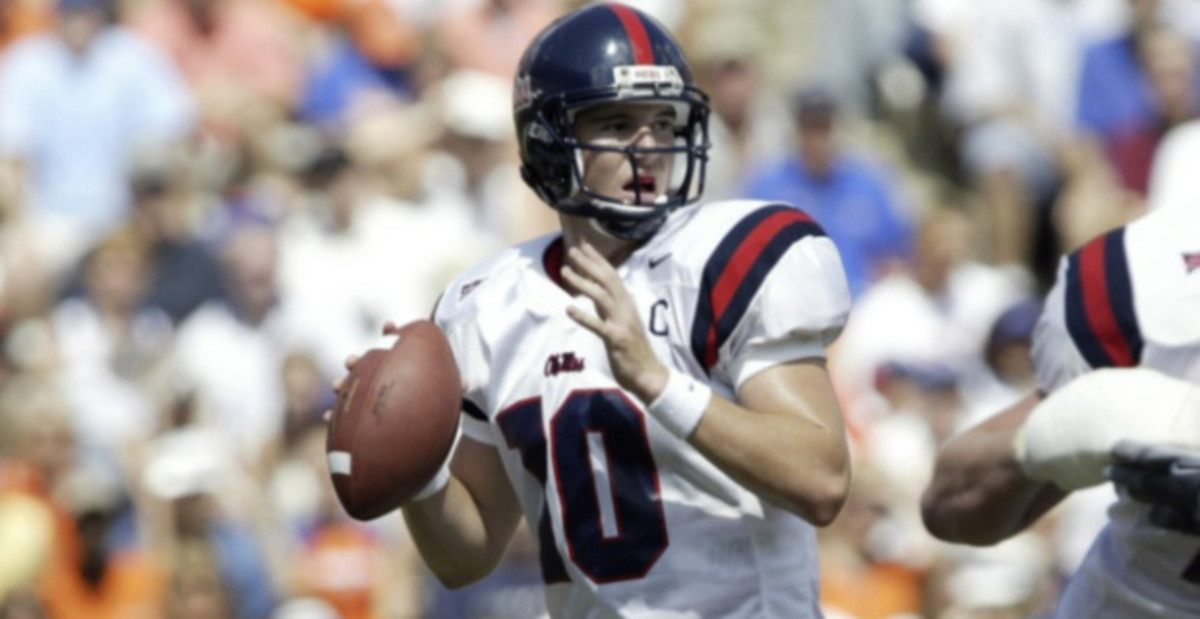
920;488;1012;546
437;574;481;591
804;496;846;528
421;547;504;590
427;561;493;590
812;479;851;527
786;467;850;527
922;517;1011;546
920;499;972;545
919;486;958;541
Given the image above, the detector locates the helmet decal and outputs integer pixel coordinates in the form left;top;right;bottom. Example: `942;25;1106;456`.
513;74;538;113
611;65;684;97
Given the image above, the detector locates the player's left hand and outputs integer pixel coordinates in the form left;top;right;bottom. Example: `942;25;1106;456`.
562;242;668;403
1108;440;1200;536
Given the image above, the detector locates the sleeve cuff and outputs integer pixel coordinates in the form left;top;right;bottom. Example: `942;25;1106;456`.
731;337;826;390
460;414;495;445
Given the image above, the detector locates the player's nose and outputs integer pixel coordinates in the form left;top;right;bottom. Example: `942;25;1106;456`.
632;124;664;148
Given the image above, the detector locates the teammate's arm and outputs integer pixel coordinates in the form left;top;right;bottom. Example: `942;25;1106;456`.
921;393;1068;545
402;436;524;588
563;243;849;525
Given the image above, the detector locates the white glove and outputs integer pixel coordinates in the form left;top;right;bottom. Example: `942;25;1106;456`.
1014;368;1200;490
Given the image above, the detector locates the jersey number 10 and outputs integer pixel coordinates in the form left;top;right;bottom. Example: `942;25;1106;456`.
498;390;670;584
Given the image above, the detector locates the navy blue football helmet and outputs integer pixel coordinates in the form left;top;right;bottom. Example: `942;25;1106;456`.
514;3;710;241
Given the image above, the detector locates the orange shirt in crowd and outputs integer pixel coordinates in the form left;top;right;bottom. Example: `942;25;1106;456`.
37;550;167;619
297;520;386;619
0;460;77;570
0;0;50;50
821;560;925;619
3;461;167;619
279;0;419;67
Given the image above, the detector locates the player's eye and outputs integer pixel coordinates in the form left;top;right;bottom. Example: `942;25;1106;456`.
601;120;632;134
651;118;675;133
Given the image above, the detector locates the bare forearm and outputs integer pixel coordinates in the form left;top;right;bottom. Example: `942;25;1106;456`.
691;393;848;524
402;474;520;588
921;393;1066;545
681;360;849;525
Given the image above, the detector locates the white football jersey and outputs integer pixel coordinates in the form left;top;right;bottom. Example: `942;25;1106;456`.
433;200;851;619
1033;205;1200;618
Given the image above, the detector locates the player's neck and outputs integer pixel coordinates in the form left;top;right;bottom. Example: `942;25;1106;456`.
560;217;639;266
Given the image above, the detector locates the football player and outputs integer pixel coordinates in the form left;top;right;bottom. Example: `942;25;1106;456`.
364;3;853;617
921;120;1200;617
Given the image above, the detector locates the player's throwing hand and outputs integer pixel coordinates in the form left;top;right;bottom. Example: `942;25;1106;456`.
562;242;668;403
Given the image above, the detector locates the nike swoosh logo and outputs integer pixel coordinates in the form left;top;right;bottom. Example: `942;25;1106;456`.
648;253;672;269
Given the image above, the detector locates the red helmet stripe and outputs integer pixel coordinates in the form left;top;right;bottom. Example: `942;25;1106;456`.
610;4;654;64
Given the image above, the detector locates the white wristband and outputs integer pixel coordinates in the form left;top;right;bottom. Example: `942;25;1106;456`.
412;423;462;501
647;369;712;438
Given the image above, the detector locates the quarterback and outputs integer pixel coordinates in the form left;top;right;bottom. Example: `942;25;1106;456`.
381;3;853;618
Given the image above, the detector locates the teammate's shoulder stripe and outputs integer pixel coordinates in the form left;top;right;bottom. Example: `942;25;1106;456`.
690;205;826;372
1064;227;1142;368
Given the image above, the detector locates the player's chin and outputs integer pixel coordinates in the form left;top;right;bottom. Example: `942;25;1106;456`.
611;188;667;205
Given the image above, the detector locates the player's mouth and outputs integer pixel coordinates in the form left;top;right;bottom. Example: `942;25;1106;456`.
621;174;657;201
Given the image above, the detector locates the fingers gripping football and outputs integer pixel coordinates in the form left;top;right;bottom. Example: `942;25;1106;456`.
325;320;462;520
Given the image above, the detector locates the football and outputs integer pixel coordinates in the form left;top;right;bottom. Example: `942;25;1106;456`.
326;319;462;520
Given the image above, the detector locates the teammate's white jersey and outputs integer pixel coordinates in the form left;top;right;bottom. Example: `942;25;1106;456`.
433;200;851;619
1033;205;1200;618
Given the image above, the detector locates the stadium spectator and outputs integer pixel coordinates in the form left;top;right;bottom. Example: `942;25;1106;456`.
434;0;556;79
142;424;278;619
51;228;172;469
686;12;793;201
36;469;167;619
130;0;305;110
0;0;194;273
832;206;1029;423
745;85;914;298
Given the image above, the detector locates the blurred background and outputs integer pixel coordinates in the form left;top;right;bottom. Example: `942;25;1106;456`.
0;0;1190;617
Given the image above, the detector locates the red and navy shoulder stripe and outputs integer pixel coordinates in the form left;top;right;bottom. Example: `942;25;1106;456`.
690;205;826;373
1063;227;1142;368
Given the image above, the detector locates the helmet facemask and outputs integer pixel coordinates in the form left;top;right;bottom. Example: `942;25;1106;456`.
519;69;711;242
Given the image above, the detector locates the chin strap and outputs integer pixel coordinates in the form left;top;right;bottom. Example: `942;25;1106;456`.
592;212;667;242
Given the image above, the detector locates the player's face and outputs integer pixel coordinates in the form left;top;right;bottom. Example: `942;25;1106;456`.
573;102;677;204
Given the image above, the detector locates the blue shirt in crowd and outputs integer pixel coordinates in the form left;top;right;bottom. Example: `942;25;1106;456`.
743;154;912;298
1075;34;1200;140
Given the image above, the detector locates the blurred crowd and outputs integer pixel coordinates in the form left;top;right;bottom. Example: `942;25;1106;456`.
0;0;1194;617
